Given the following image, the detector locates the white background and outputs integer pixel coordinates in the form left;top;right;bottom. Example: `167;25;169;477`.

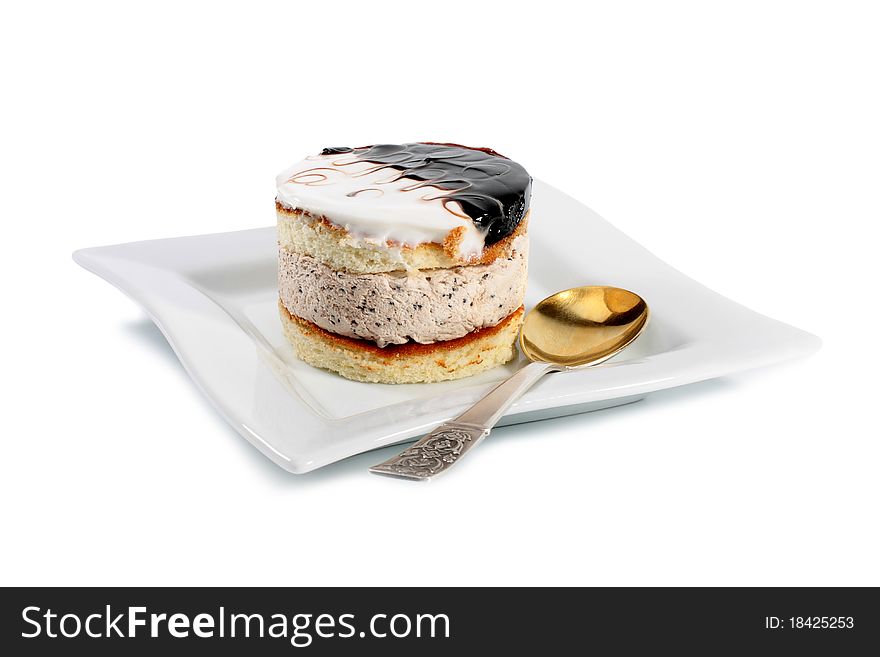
2;1;878;586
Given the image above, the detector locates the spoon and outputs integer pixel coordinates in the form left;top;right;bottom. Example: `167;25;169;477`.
369;285;649;480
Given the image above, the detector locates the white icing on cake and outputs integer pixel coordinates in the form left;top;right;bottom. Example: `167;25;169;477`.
275;152;485;258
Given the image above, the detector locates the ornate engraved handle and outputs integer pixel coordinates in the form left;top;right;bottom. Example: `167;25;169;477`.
370;361;559;480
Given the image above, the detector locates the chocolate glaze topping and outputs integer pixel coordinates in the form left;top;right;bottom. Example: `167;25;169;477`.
320;143;531;246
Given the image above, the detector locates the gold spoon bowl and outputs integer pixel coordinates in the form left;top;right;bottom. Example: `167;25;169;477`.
370;286;649;480
521;286;648;366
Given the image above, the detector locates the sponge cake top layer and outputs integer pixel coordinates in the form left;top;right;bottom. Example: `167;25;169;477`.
275;143;531;260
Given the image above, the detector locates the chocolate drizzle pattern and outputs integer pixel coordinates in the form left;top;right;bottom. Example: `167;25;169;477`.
319;143;531;246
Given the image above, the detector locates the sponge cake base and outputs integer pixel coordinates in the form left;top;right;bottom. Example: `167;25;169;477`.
280;301;523;384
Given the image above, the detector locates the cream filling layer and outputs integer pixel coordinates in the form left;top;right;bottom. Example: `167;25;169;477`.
278;237;528;346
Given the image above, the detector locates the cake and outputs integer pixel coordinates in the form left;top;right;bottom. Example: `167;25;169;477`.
276;143;531;384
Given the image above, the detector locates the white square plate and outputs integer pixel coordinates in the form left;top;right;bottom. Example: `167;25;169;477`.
74;181;819;473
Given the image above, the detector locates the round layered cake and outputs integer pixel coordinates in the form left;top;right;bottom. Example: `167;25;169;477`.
276;143;531;383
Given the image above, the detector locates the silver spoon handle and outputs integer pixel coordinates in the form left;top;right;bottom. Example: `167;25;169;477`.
369;361;559;480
